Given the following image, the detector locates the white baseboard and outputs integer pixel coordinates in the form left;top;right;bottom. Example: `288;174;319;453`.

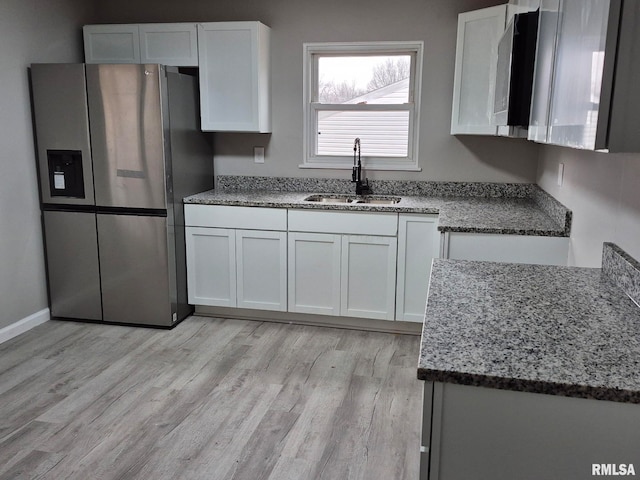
0;308;50;345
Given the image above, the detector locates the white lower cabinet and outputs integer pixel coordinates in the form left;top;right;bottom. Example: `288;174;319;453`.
442;231;569;266
185;205;570;325
396;214;440;322
288;232;341;315
287;210;398;321
186;227;286;311
235;229;287;311
421;381;640;480
341;235;397;320
288;232;397;320
185;227;236;307
184;205;287;311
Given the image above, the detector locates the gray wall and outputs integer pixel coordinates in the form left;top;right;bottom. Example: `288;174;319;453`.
537;146;640;267
0;0;96;329
96;0;540;183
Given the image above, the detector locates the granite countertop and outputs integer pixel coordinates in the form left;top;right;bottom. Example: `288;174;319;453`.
418;243;640;404
184;189;569;237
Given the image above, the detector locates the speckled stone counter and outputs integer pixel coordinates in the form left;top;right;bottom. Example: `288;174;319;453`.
418;243;640;403
184;184;570;236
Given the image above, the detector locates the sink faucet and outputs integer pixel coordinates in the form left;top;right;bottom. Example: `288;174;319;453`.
352;138;370;195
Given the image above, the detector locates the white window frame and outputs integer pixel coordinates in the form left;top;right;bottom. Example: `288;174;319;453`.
302;41;423;171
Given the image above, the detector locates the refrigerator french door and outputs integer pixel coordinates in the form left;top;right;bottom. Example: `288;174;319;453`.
31;63;212;327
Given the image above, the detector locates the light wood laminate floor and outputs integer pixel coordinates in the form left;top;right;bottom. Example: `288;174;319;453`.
0;316;422;479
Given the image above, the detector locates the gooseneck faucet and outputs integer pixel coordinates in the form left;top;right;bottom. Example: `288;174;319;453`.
352;138;370;195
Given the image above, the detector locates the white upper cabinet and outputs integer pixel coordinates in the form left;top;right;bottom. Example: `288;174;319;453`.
507;0;541;21
450;5;507;135
138;24;198;66
84;21;272;133
83;24;141;64
531;0;640;152
545;0;612;149
197;22;271;133
527;0;559;143
84;23;198;66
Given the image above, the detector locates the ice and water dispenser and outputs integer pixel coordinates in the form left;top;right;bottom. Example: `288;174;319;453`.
47;149;85;198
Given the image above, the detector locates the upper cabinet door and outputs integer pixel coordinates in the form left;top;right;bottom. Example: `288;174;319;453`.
84;23;198;66
532;0;640;152
546;0;613;150
197;22;271;133
139;23;198;66
83;25;140;63
528;0;560;143
450;5;506;135
83;25;141;64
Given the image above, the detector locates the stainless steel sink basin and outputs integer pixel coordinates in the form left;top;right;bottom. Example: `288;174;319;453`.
304;195;355;204
303;194;401;205
354;197;401;205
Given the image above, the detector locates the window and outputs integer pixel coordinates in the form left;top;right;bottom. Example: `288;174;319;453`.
302;42;423;170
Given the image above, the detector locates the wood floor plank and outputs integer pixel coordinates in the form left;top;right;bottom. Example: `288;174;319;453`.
363;364;423;480
183;383;283;480
274;349;359;465
0;420;57;473
0;315;422;480
0;449;65;479
314;375;384;480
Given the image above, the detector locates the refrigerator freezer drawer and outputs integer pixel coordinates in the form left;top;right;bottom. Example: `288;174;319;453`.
43;211;102;320
97;213;175;326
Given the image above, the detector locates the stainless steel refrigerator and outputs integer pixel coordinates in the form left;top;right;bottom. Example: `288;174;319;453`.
30;63;213;327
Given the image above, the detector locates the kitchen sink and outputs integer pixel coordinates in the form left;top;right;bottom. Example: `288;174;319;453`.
303;194;401;205
304;195;354;204
356;197;401;205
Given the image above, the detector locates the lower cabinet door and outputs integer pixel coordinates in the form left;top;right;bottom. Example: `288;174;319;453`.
185;226;236;307
288;232;341;315
341;235;397;320
396;214;440;322
236;229;287;311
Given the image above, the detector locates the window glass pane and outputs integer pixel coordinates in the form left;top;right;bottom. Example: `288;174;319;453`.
317;110;409;157
317;55;411;104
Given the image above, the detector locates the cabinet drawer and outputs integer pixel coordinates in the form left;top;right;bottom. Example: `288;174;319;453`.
184;204;286;230
288;209;397;236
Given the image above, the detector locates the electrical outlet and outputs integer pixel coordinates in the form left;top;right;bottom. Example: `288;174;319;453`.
254;146;265;164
